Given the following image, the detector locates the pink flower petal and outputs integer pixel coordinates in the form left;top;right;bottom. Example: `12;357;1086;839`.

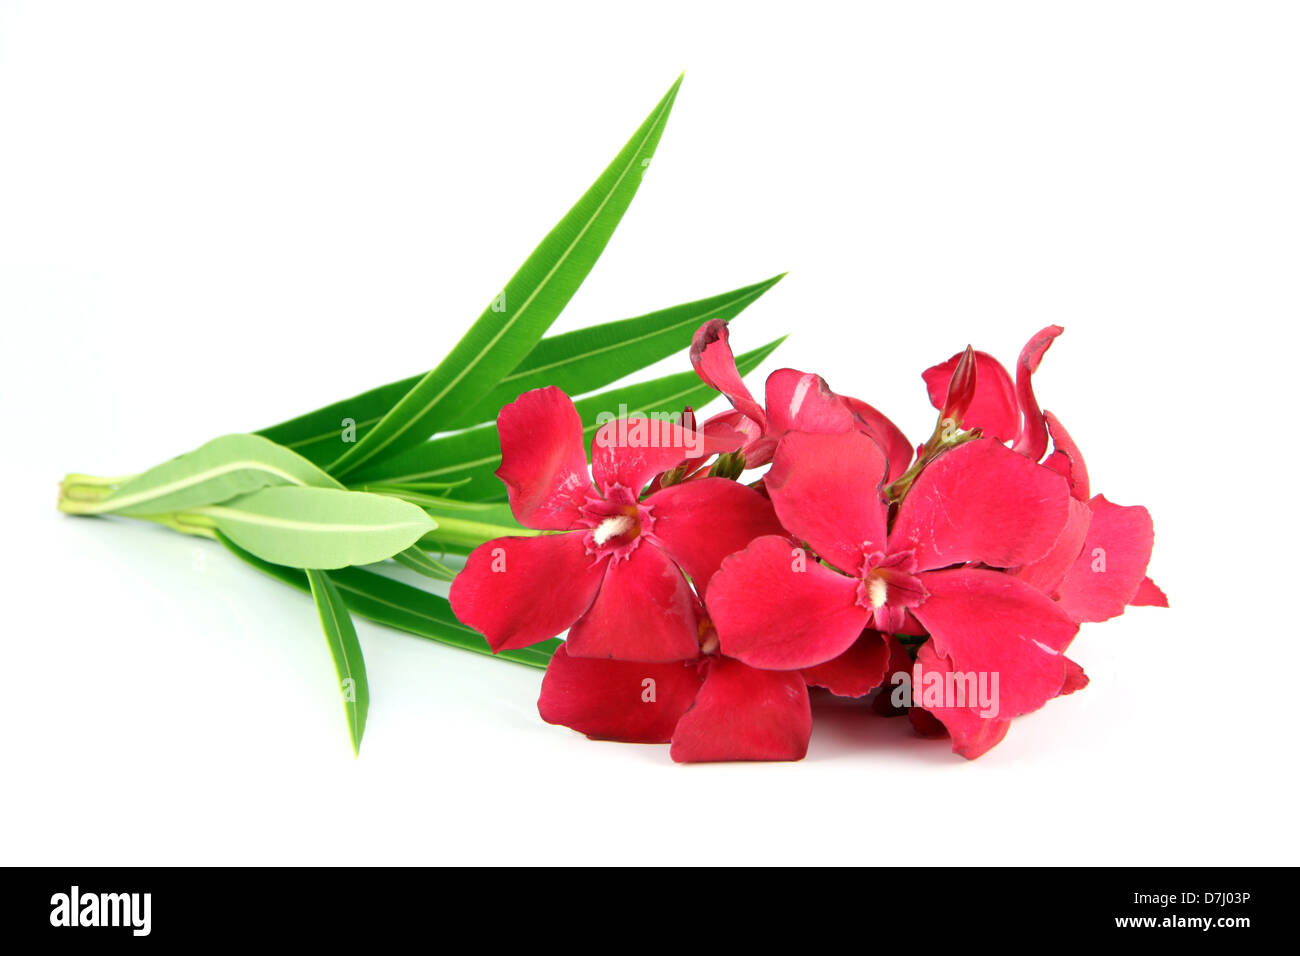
908;703;951;739
537;643;703;744
1130;576;1169;608
690;319;767;427
1041;410;1090;500
871;634;919;716
911;567;1078;718
802;630;891;698
890;439;1071;572
842;396;915;483
590;418;739;497
698;409;758;454
764;368;857;436
640;410;749;496
767;430;889;574
1010;325;1063;461
687;409;772;468
740;436;779;469
646;477;786;595
1056;495;1155;623
1015;495;1092;597
450;532;603;652
669;656;811;762
1058;656;1089;696
565;543;702;662
922;350;1020;441
710;535;868;670
494;386;593;530
913;641;1012;759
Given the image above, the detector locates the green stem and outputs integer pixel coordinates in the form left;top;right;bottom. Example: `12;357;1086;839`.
883;420;982;505
420;514;540;550
64;471;135;487
361;484;540;549
58;471;221;542
58;473;130;511
136;511;220;539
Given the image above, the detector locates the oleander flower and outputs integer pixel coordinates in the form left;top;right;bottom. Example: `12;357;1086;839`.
688;318;914;481
449;386;785;662
708;429;1081;721
537;613;812;762
449;318;1167;764
924;327;1168;618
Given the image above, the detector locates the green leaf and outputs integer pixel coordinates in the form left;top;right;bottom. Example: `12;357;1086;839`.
327;75;684;478
417;500;536;550
256;374;421;468
390;546;457;582
59;432;449;576
305;569;369;756
358;489;535;551
196;486;436;569
332;566;558;668
255;273;780;467
346;337;786;499
439;273;785;430
61;433;343;516
218;533;557;669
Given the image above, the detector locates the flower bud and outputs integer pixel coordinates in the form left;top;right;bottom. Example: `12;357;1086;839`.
708;450;746;481
940;344;978;426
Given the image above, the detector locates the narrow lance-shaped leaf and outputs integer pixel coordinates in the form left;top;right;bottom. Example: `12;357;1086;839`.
440;273;785;430
328;75;684;478
196;486;435;569
346;337;786;499
305;569;370;756
257;274;779;467
390;546;457;582
256;374;420;468
218;533;557;669
59;433;343;517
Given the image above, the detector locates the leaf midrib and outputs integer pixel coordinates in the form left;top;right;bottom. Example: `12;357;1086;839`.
198;505;430;535
97;459;331;513
313;572;360;746
334;579;475;636
496;286;760;382
280;284;768;452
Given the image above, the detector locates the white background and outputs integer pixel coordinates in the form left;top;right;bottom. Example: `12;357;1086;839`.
2;1;1296;865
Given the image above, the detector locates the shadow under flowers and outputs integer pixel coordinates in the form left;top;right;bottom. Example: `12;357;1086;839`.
804;690;960;765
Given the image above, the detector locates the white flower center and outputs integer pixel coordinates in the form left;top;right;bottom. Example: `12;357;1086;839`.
592;514;636;546
867;575;888;609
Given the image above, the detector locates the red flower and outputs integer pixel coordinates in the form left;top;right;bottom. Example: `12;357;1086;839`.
920;326;1062;448
449;387;785;662
707;429;1080;721
893;639;1093;759
689;319;914;481
925;328;1168;619
537;614;812;763
449;318;1165;763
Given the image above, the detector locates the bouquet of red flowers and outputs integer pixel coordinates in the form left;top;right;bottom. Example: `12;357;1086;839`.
451;321;1166;761
60;78;1165;761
